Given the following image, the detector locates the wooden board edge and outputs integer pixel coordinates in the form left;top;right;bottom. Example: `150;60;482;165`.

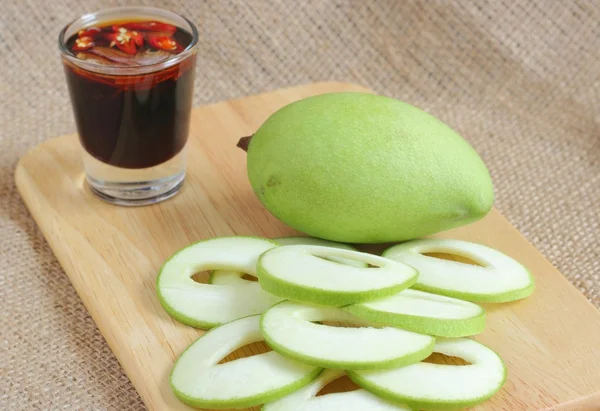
14;163;125;355
484;211;599;313
542;391;600;410
15;158;189;410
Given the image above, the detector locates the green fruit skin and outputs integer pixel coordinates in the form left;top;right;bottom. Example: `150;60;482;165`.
347;367;507;411
172;363;322;410
172;369;323;409
344;304;486;338
170;315;323;409
247;92;494;243
263;332;434;371
256;255;418;307
410;280;535;304
347;339;507;411
259;312;435;370
156;236;279;329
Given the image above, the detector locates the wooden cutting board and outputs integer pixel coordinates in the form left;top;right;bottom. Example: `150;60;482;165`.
15;82;600;411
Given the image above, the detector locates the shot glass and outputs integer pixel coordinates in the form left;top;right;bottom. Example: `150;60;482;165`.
58;7;198;205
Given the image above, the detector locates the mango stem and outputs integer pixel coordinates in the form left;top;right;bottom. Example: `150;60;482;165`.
237;135;253;152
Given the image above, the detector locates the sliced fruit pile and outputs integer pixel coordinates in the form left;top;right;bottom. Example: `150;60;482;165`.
157;236;535;410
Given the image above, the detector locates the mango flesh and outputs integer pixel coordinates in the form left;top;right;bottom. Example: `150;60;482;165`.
246;92;494;243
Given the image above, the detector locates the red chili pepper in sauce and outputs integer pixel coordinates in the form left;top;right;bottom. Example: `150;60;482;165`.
72;36;95;51
78;27;101;39
147;33;183;53
106;28;138;55
122;21;177;34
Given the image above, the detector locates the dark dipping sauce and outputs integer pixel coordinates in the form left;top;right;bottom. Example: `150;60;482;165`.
63;20;196;169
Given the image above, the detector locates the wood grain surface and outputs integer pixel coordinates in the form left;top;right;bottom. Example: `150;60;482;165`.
15;82;600;411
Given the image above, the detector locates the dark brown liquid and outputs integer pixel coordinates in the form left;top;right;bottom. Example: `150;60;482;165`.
63;22;195;169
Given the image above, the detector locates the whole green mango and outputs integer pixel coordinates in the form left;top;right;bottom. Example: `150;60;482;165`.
245;92;494;243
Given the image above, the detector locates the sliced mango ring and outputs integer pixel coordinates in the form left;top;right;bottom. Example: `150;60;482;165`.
156;236;280;328
345;289;486;337
210;236;365;285
348;338;507;410
257;245;418;306
170;315;322;409
261;301;434;370
383;239;534;302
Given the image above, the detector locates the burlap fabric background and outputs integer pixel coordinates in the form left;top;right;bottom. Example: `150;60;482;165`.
1;0;599;409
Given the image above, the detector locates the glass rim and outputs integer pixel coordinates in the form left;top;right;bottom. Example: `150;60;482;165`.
58;6;199;75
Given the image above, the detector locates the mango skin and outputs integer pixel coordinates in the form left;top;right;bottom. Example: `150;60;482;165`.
246;92;494;243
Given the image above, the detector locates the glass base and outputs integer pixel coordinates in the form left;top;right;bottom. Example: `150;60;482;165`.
83;149;186;206
87;172;184;206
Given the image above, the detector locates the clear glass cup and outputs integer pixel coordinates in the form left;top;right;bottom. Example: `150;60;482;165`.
58;7;198;206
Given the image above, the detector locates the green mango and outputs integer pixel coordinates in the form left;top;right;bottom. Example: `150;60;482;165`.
245;92;494;243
